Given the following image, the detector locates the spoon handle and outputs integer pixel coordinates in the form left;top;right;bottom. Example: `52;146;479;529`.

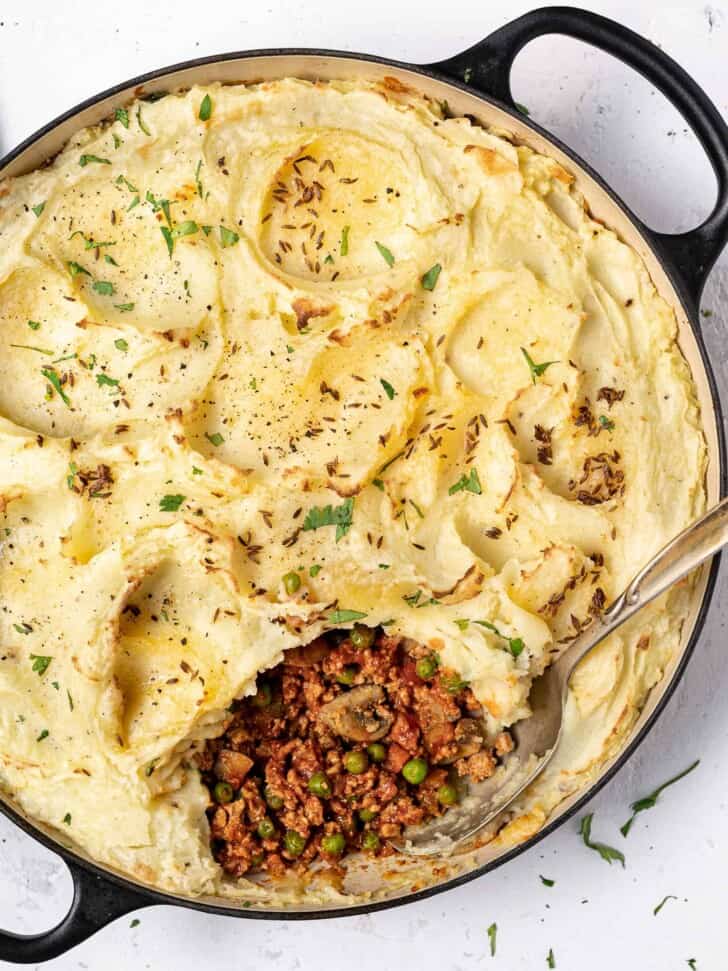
561;496;728;675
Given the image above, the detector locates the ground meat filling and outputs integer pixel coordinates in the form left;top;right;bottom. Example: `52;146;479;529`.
197;627;513;878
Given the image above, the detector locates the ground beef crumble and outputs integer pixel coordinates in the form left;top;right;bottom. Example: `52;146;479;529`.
196;628;512;878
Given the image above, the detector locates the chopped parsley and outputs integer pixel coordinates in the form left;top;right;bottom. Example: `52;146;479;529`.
302;498;354;542
403;590;440;609
27;320;40;330
67;690;74;711
380;378;396;400
146;191;173;226
472;620;525;658
340;225;350;256
63;813;72;825
448;467;482;495
540;875;555;887
516;102;531;116
219;225;240;248
115;107;130;128
159;494;186;512
521;347;558;383
162;220;200;256
195;159;204;198
114;338;129;351
309;564;322;577
653;894;677;916
598;415;615;431
96;373;120;390
114;303;135;312
372;478;384;491
30;655;52;675
546;948;555;968
79;154;111;167
687;960;697;969
31;202;46;218
36;729;49;742
487;922;497;957
14;622;33;635
620;759;699;836
116;174;138;193
92;280;115;296
9;344;53;356
192;466;203;475
70;232;117;251
67;261;91;278
199;94;212;121
105;254;119;266
421;263;442;290
130;918;141;928
206;431;224;447
112;133;123;149
375;241;395;266
327;609;367;624
579;813;625;866
41;367;71;406
175;220;200;238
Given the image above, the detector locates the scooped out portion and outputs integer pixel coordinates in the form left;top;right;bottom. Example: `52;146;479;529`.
197;627;514;877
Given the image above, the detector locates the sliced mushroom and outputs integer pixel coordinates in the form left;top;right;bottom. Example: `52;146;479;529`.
454;718;485;758
438;718;484;764
317;685;394;742
214;749;254;788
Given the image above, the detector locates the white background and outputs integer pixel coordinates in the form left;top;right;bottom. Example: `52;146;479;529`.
1;1;727;968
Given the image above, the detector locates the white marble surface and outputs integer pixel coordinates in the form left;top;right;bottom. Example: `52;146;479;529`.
0;1;726;967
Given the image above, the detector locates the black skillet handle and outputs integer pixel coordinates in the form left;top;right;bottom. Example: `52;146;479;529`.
0;856;150;964
430;6;728;307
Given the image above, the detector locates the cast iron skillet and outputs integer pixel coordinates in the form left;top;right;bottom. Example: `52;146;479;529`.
1;7;727;962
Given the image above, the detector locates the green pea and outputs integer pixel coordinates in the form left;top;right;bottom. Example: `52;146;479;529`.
366;742;386;763
264;786;284;810
308;771;332;798
415;655;438;680
362;831;380;851
251;682;272;708
337;665;358;686
282;571;301;595
257;817;276;839
358;807;377;822
343;750;369;774
283;830;306;857
402;757;428;785
213;781;234;804
437;783;459;806
350;624;375;650
321;832;346;856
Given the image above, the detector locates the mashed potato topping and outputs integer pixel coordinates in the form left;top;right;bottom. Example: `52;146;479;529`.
0;77;705;900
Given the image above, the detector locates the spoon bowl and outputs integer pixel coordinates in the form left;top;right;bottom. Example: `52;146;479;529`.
399;496;728;855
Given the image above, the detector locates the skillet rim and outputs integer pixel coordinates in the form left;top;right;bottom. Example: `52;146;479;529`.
0;43;724;923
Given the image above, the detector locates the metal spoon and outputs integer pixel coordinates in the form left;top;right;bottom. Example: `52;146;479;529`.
399;496;728;855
